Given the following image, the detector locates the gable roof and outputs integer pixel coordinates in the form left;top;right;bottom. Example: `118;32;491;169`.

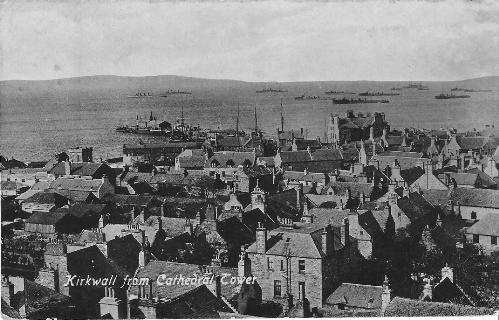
246;224;327;258
397;192;435;221
311;149;343;161
439;173;478;187
25;210;69;225
457;136;488;150
325;283;383;309
144;216;188;238
159;285;234;318
450;188;499;208
22;191;68;204
49;177;103;192
12;279;70;317
466;213;499;236
279;150;312;163
48;162;106;177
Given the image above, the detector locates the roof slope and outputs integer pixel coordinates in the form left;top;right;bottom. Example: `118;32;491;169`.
466;213;499;236
325;283;383;309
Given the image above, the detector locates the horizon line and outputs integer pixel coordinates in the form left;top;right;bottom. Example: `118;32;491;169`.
1;73;498;83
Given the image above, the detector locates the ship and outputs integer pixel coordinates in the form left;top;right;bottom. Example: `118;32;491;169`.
256;88;288;93
402;82;428;90
451;87;465;91
294;95;331;100
463;89;492;93
390;87;402;91
160;89;192;97
324;90;345;95
127;92;153;98
435;93;471;99
332;97;389;104
358;91;400;96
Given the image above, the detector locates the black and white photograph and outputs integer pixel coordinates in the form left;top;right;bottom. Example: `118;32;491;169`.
1;0;499;318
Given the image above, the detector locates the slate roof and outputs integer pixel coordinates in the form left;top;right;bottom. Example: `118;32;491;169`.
465;168;497;188
397;192;435;221
144;216;188;238
294;139;322;150
246;224;331;258
322;181;377;198
15;190;42;201
279;150;312;163
466;213;499;236
177;149;206;169
371;151;429;170
159;285;234;318
11;279;71;317
311;148;343;161
400;167;425;186
78;229;106;243
419;189;450;207
325;283;383;309
68;203;108;218
48;162;105;177
450;188;499;208
25;210;69;225
1;298;22;318
49;177;103;192
217;136;250;148
384;297;493;317
439;173;478;187
310;208;350;227
30;181;51;190
23;191;68;204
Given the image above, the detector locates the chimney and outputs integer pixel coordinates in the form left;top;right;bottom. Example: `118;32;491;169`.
98;215;104;229
138;247;149;268
382;128;389;147
184;218;193;234
256;222;267;253
64;161;71;176
441;264;454;283
422;278;433;301
460;153;466;172
238;247;251;278
369;127;374;141
214;275;222;298
2;276;14;307
341;217;349;247
322;225;329;256
381;275;392;315
160;199;166;217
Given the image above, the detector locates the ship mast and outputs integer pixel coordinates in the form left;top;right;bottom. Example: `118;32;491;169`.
280;98;284;132
236;103;240;137
254;104;258;136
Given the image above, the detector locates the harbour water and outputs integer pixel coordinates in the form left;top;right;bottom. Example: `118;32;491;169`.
1;79;498;162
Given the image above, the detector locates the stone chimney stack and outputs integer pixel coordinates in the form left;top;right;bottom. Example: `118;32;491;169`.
256;222;267;254
381;275;392;315
382;128;389;147
441;264;454;283
238;246;251;278
2;276;14;307
64;161;71;176
421;278;433;301
160;199;166;217
369;127;374;141
341;217;349;247
322;225;329;256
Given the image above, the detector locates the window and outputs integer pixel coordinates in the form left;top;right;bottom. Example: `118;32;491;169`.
298;260;305;273
492;236;497;245
473;234;479;243
298;282;305;300
280;260;285;271
274;280;281;297
471;212;477;220
360;230;364;236
267;257;273;270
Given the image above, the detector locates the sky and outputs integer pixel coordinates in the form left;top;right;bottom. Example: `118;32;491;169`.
1;0;498;82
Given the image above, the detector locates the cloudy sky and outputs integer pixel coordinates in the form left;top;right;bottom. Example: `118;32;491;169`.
1;0;498;81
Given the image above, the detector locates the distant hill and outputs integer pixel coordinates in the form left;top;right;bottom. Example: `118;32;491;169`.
1;74;497;94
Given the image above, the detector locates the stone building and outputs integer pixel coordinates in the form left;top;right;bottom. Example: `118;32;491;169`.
245;221;347;310
328;111;388;147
